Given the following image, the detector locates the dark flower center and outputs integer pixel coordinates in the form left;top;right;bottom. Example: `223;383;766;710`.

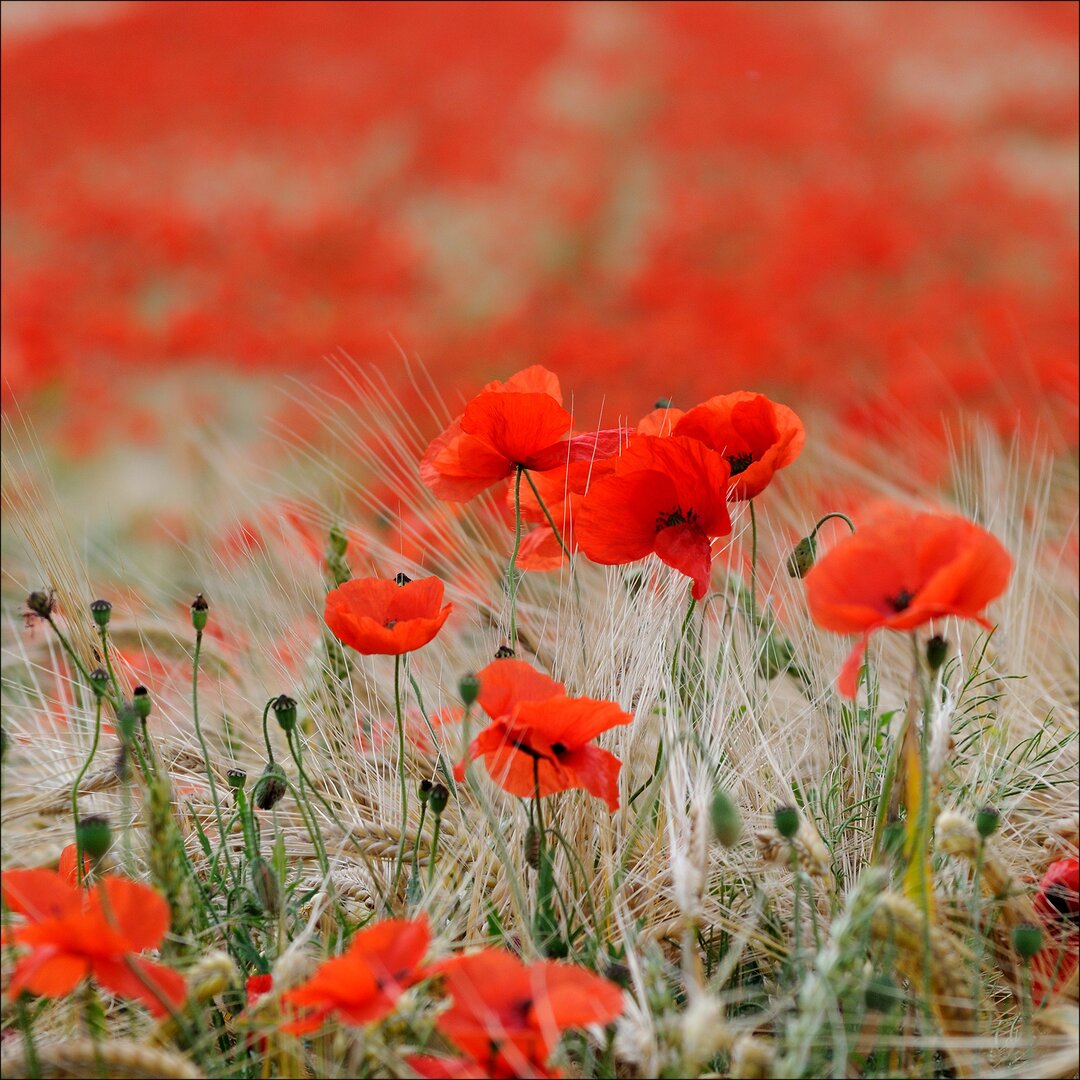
384;619;398;629
886;589;915;613
655;505;699;531
726;452;754;476
551;742;566;756
1044;883;1079;925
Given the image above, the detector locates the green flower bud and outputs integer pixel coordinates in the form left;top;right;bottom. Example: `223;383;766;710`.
327;524;349;559
524;823;541;870
418;779;433;803
709;789;742;848
774;804;800;840
272;694;297;733
654;397;674;409
253;762;288;810
191;593;209;632
132;685;152;720
77;815;112;861
90;599;113;629
249;856;281;915
975;805;1000;839
786;535;817;578
1012;923;1043;960
227;768;248;790
429;783;450;816
459;673;480;708
926;634;948;672
88;667;110;698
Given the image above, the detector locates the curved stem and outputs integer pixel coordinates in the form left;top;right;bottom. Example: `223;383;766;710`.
261;697;276;764
520;468;571;557
507;466;524;649
809;512;856;540
98;627;124;703
71;694;104;887
47;617;121;713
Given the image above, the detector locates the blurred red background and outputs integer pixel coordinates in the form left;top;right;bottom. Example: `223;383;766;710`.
2;1;1077;454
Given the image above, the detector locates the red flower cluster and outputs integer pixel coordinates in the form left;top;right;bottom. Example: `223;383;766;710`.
1;869;186;1017
455;658;633;811
804;506;1012;696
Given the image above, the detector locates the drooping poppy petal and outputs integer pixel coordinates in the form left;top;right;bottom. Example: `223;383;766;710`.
325;576;452;656
475;658;565;720
92;956;188;1016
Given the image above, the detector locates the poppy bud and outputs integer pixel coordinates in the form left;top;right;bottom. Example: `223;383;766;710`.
191;593;209;632
132;685;152;720
786;535;817;578
253;762;288;810
88;667;110;697
926;634;948;672
227;768;248;790
90;599;113;629
394;572;412;586
709;789;742;848
250;856;281;915
77;815;112;861
418;779;433;803
272;694;298;733
429;783;450;816
494;645;515;660
1012;923;1043;960
459;673;480;707
524;824;541;870
975;805;1000;839
864;973;901;1013
327;524;349;559
774;804;799;840
26;590;56;619
654;397;674;409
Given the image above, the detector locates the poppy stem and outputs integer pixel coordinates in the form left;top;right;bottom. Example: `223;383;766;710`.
391;654;409;902
520;468;571;557
45;615;122;714
71;693;103;887
427;809;442;889
507;466;524;649
97;625;124;705
749;500;760;667
809;511;856;540
192;627;235;887
261;696;276;763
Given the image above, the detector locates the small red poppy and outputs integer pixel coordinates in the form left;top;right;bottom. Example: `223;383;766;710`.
672;391;804;500
280;916;429;1034
575;435;732;601
324;576;452;656
455;658;632;811
804;507;1012;696
1031;858;1078;1005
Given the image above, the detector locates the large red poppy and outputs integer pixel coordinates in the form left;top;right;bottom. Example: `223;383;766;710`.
455;658;632;811
575;435;732;601
804;507;1012;696
1;869;186;1017
672;391;804;500
420;365;625;503
431;949;624;1077
324;576;452;655
1031;858;1078;1006
280;916;429;1034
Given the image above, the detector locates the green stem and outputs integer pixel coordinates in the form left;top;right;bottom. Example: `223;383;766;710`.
192;629;234;886
428;812;442;888
412;797;429;886
71;694;103;886
46;617;120;713
791;844;802;979
391;655;409;902
521;468;571;557
809;512;856;540
507;466;524;649
261;697;276;763
98;627;124;703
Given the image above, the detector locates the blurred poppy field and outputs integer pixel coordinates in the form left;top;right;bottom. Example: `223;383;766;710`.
1;4;1077;1079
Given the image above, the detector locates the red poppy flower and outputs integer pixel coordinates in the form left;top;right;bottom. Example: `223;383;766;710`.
575;436;732;601
0;869;186;1017
454;659;632;811
324;576;452;656
672;391;804;499
804;507;1012;697
58;843;90;886
432;949;623;1077
420;365;625;502
280;916;429;1034
1031;858;1078;1006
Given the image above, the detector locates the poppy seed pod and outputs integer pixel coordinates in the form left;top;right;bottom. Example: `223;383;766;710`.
786;535;817;578
494;644;515;659
253;762;288;810
1012;923;1043;960
191;593;209;632
774;805;799;840
272;694;298;733
418;778;433;803
394;571;412;586
459;672;480;707
132;685;152;720
88;667;110;697
227;768;248;790
90;599;113;628
77;815;113;860
975;805;1000;839
926;634;948;672
26;590;56;619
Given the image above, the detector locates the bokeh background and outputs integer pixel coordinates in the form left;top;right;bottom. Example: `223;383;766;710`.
2;1;1077;538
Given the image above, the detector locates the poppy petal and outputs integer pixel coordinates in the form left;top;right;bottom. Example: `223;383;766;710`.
476;659;564;719
92;956;187;1016
96;876;171;951
837;634;872;698
9;949;88;997
1;869;83;922
460;393;572;468
654;523;713;600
